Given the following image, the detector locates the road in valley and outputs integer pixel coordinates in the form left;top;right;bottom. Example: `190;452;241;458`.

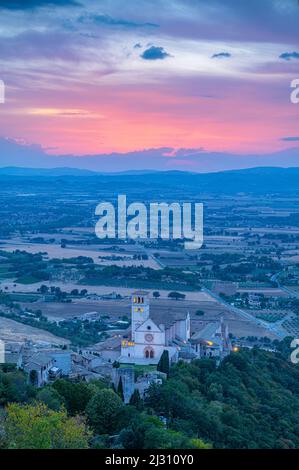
202;287;286;339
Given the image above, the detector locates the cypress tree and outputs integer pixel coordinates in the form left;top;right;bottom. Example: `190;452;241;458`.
129;389;142;409
157;350;170;377
117;376;125;401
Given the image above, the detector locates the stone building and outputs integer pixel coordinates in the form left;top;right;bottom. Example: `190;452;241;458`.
119;291;190;365
190;318;232;362
17;340;71;387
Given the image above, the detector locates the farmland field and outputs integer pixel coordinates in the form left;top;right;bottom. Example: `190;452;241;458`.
0;316;69;345
0;242;161;269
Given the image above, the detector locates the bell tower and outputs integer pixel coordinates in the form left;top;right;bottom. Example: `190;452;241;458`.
131;291;150;341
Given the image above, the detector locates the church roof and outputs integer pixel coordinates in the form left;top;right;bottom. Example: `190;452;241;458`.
24;353;54;369
149;309;189;331
191;322;222;344
135;317;163;333
94;336;122;351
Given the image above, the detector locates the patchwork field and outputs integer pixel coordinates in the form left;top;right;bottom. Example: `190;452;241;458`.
0;317;69;346
0;242;161;269
19;296;275;339
0;280;215;301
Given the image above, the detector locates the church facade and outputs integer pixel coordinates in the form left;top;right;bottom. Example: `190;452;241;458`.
119;291;191;365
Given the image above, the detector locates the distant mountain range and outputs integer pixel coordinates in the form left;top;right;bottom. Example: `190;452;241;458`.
0;137;299;173
0;167;162;177
0;166;97;176
1;166;299;194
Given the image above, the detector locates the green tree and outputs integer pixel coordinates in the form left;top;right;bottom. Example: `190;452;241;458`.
36;387;65;411
168;292;185;301
0;367;34;405
146;349;299;449
4;403;91;449
52;380;94;415
157;350;170;377
129;389;142;409
86;389;124;435
39;285;49;294
117;377;124;402
29;370;38;387
119;414;210;449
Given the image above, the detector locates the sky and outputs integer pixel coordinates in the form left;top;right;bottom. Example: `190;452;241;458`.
0;0;298;172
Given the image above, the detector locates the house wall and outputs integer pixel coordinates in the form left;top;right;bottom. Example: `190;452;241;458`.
112;367;135;404
51;352;72;375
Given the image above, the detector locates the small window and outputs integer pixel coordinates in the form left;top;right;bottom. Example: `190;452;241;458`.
147;325;151;330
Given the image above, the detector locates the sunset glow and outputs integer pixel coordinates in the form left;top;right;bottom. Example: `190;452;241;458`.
0;0;298;170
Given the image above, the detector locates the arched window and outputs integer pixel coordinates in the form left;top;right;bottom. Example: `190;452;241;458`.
144;347;154;359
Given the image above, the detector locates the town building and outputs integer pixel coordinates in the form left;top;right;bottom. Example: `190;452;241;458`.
22;353;55;387
190;319;232;362
17;341;72;387
112;367;167;404
77;311;101;322
119;291;190;365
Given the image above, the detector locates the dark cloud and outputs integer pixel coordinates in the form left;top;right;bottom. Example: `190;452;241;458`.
134;43;142;49
279;52;299;61
211;52;231;59
78;14;158;29
0;0;81;9
141;46;171;61
281;137;299;142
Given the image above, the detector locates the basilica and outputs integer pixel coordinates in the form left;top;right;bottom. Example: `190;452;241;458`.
118;290;231;366
119;291;190;365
